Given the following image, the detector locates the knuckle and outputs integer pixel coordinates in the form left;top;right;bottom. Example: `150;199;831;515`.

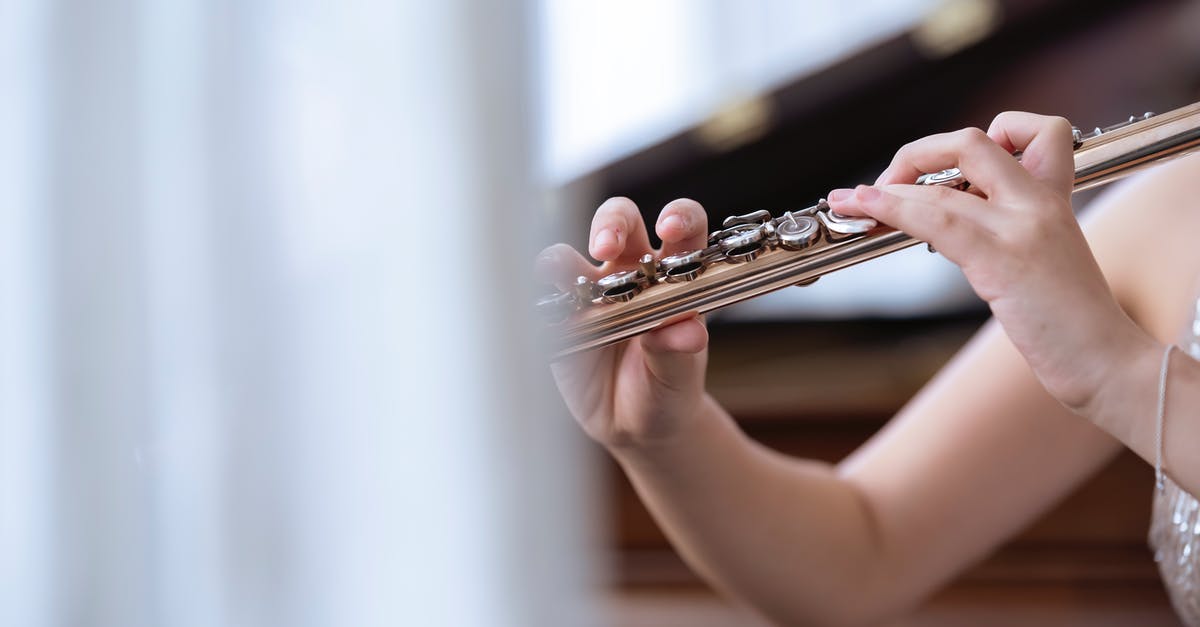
988;111;1019;135
956;126;990;148
991;110;1030;128
894;140;922;161
1006;221;1043;250
993;110;1019;123
929;205;956;231
888;146;923;176
1047;115;1071;130
1047;115;1073;139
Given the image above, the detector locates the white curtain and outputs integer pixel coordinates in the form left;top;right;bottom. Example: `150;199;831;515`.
0;2;592;626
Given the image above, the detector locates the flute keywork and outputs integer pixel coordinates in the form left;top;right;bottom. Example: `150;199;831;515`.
541;102;1200;359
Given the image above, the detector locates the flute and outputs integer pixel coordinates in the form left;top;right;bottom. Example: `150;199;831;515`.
540;101;1200;358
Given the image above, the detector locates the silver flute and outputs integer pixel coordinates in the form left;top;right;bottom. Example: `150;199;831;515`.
540;100;1200;358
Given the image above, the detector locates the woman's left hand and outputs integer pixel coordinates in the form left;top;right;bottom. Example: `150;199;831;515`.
826;112;1151;415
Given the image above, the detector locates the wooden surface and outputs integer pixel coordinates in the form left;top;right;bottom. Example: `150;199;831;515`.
602;317;1181;625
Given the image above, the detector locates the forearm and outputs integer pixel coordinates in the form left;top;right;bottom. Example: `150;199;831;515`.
609;394;894;626
1086;328;1200;497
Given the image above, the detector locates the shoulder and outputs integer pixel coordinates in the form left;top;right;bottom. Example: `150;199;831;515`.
1080;151;1200;341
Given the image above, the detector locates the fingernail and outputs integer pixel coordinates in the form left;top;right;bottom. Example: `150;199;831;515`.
828;188;853;202
594;229;616;249
660;214;685;234
856;185;881;202
874;168;891;185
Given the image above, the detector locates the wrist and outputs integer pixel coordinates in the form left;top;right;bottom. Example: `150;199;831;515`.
1078;323;1161;438
608;393;733;469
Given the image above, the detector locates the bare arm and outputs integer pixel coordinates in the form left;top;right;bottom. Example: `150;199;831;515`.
614;153;1200;626
545;118;1200;624
613;309;1122;625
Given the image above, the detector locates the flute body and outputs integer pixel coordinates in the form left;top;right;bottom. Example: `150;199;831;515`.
541;101;1200;358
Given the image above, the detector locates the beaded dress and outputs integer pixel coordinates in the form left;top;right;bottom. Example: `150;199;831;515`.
1148;297;1200;626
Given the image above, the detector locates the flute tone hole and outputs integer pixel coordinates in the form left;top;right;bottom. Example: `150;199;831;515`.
724;243;762;262
664;262;704;282
601;283;639;303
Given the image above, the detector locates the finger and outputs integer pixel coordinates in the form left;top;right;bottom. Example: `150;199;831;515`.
589;197;654;265
655;198;709;257
829;184;995;263
874;127;1036;200
986;112;1075;191
535;243;602;291
639;314;708;386
826;187;865;215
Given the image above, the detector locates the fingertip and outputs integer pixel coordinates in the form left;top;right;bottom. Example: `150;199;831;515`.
590;228;619;260
827;188;853;203
657;214;685;241
535;242;600;289
657;199;709;254
826;187;868;216
846;184;896;222
533;247;559;282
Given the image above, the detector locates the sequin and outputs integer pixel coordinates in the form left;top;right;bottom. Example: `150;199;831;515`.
1148;311;1200;626
1151;477;1200;624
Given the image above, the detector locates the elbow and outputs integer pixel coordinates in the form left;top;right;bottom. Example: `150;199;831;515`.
734;558;919;627
752;489;924;625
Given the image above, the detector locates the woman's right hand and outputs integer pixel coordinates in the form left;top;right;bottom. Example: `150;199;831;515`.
537;197;713;450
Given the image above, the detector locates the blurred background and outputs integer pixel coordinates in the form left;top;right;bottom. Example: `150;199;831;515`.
1;1;1197;626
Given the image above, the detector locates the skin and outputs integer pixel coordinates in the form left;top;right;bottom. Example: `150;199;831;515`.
537;113;1200;626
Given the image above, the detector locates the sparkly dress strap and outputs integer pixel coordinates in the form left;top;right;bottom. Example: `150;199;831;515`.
1148;296;1200;626
1151;476;1200;625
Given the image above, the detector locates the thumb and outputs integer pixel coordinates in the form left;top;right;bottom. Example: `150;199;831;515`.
639;315;708;390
